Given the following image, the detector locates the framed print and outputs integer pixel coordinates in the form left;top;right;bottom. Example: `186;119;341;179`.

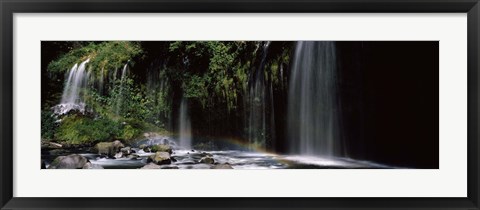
1;0;479;209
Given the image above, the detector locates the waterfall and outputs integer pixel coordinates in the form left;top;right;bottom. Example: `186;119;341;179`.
54;59;90;115
246;41;270;149
288;41;340;157
115;63;129;115
178;98;192;149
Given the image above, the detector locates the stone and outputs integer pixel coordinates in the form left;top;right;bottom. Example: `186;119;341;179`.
199;157;215;164
94;140;125;157
120;147;131;155
161;166;179;169
149;152;171;165
127;154;140;159
82;162;104;169
150;144;172;154
140;163;162;169
211;163;233;169
48;154;88;169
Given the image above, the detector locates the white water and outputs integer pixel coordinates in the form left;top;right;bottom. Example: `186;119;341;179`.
179;98;192;149
288;41;341;157
67;149;391;169
115;63;129;115
54;59;90;115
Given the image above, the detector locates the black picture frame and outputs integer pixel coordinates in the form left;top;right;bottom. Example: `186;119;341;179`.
1;0;479;209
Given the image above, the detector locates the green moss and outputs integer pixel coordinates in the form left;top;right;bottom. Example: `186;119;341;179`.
55;115;120;144
150;144;172;154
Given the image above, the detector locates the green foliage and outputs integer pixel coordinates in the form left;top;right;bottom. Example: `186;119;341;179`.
55;115;120;144
42;41;294;145
121;124;138;140
168;41;258;111
41;109;57;140
47;41;142;78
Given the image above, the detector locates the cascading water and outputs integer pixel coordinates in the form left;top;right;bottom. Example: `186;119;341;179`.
54;59;90;115
115;63;129;115
288;41;341;157
178;98;192;149
246;41;270;149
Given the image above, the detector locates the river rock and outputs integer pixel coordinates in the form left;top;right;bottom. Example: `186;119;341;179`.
140;163;162;169
127;154;140;159
161;166;179;169
211;163;233;169
150;144;172;154
48;154;88;169
199;157;215;164
120;147;131;155
82;162;104;169
149;152;171;165
48;149;69;156
93;140;125;157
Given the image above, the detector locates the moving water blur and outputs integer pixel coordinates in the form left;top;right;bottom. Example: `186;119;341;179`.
179;98;192;149
288;41;342;157
246;41;270;150
115;63;129;115
54;59;90;115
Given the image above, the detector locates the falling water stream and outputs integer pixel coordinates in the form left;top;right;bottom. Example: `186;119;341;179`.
288;41;341;157
179;98;192;149
246;41;271;149
54;59;90;115
115;63;129;115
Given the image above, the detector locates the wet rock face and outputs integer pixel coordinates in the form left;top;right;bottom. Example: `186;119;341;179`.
48;154;88;169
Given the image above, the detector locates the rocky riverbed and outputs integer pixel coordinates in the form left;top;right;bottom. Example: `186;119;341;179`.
41;136;392;169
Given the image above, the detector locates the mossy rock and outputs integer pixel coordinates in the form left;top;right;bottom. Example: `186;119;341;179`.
93;140;125;157
199;157;215;164
150;144;172;154
148;152;171;165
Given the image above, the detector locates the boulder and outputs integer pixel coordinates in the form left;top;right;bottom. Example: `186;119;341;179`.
48;149;69;156
199;157;215;164
82;162;104;169
127;154;140;159
150;144;172;154
149;152;171;165
140;163;162;169
93;140;125;157
161;166;179;169
139;144;148;150
48;154;88;169
120;147;132;155
211;163;233;169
